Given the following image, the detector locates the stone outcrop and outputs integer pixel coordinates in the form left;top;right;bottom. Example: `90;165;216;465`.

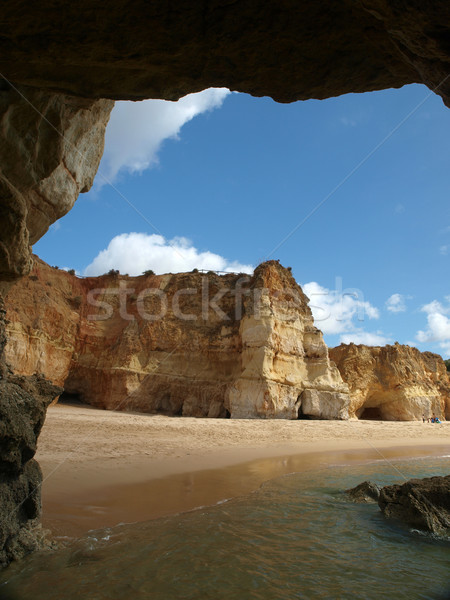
0;293;61;566
0;84;113;283
346;481;381;503
4;258;350;420
1;2;450;107
378;475;450;535
329;344;450;421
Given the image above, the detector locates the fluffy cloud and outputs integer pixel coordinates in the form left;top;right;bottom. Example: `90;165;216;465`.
416;299;450;356
96;88;230;185
302;281;379;336
84;233;253;276
340;330;391;346
385;293;409;313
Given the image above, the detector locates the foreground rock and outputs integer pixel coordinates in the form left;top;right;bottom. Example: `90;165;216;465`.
378;476;450;535
0;299;61;567
329;344;450;421
346;481;381;503
4;258;350;419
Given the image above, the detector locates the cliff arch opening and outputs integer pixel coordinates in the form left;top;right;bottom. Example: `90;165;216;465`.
297;404;311;420
297;397;313;420
359;406;383;420
356;393;392;420
58;391;88;406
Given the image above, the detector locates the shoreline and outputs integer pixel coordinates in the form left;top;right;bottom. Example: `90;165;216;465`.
36;404;450;538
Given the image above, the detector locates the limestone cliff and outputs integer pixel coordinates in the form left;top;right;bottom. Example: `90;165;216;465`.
5;258;349;420
329;343;450;421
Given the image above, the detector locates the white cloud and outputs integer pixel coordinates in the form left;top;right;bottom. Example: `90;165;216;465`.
302;281;379;336
96;88;230;185
394;203;405;214
84;232;253;276
416;299;450;356
340;330;391;346
440;245;448;256
385;293;409;313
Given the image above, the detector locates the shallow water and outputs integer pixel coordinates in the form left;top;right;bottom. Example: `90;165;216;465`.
2;456;449;600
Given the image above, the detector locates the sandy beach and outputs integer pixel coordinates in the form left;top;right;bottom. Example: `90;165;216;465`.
36;404;450;538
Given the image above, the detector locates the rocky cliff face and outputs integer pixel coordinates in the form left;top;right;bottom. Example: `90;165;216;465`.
4;258;349;420
329;343;450;421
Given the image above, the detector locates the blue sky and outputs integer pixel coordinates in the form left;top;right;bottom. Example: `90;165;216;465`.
35;85;450;356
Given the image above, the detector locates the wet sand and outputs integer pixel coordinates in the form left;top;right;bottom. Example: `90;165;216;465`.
36;404;450;538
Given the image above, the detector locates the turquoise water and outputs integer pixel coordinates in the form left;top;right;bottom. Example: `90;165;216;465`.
1;455;449;600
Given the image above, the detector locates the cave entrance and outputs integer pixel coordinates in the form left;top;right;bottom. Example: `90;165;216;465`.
58;391;87;406
297;402;312;420
359;406;383;420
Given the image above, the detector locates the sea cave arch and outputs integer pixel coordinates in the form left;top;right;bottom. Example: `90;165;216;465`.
355;392;402;421
58;391;88;407
358;406;383;420
2;1;450;567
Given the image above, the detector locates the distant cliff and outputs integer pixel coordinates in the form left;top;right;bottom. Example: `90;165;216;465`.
4;257;349;419
329;343;450;421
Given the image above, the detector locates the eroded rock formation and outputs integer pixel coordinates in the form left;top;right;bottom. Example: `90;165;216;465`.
378;475;450;535
0;84;113;283
329;343;450;421
4;258;350;420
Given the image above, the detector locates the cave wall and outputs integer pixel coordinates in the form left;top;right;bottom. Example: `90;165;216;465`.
0;296;61;567
1;1;450;106
0;84;113;284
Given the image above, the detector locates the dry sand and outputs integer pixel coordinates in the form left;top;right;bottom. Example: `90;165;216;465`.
36;404;450;538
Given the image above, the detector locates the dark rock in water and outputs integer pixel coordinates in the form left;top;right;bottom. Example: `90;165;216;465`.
346;481;381;503
378;475;450;535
